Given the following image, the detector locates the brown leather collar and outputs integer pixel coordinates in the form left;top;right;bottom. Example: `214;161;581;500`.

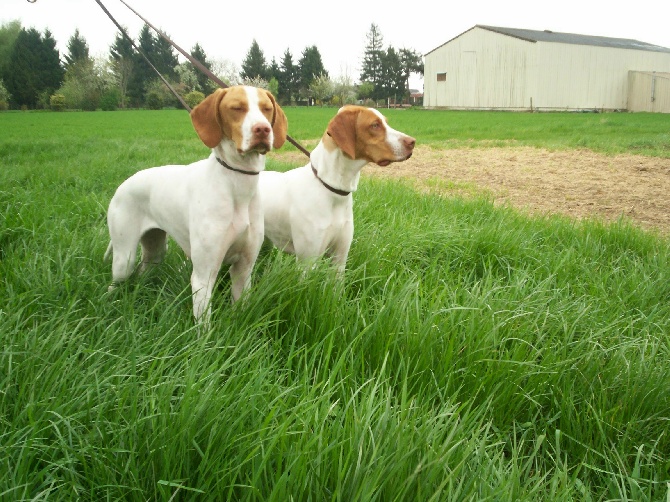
311;163;350;196
216;157;259;176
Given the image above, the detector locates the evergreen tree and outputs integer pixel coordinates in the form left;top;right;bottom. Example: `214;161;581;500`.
40;29;65;96
109;29;135;108
278;48;298;105
359;23;384;100
5;28;63;108
298;45;327;96
268;57;280;83
190;43;215;94
240;39;267;81
128;25;156;106
64;29;90;69
152;31;178;81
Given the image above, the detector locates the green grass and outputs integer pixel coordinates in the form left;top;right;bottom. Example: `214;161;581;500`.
283;107;670;157
1;109;669;500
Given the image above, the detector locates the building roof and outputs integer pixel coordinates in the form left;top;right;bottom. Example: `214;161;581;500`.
426;25;670;55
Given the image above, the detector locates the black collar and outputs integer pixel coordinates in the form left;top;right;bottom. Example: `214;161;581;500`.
311;163;350;196
216;157;259;176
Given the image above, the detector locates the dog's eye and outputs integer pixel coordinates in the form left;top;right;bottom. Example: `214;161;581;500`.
370;122;381;129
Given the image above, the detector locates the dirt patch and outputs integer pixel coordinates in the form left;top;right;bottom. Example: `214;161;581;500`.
274;145;670;235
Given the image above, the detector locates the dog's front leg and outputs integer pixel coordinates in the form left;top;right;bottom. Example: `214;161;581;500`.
228;254;255;302
328;224;354;276
228;231;263;302
190;236;229;324
191;260;222;325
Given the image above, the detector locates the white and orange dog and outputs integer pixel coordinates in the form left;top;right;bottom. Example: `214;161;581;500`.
259;105;415;272
105;86;287;323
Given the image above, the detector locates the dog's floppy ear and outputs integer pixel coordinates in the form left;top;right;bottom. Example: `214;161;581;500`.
326;106;359;159
190;88;227;148
265;90;288;149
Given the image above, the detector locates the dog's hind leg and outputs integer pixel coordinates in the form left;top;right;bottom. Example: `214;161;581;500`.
139;228;168;274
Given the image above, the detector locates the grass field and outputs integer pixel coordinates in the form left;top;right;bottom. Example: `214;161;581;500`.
1;108;669;500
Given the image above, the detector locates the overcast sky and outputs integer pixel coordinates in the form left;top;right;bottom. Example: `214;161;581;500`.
3;0;670;90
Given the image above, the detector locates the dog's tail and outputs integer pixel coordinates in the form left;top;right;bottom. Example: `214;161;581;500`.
103;242;113;261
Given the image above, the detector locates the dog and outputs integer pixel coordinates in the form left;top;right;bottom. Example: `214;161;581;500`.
104;85;287;323
259;105;415;272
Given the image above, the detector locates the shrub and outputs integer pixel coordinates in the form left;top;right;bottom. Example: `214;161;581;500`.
0;79;10;110
50;94;66;111
184;90;205;109
145;91;163;110
100;89;120;111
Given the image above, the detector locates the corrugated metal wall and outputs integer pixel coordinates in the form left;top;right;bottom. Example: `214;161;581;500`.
424;28;535;109
628;72;670;112
424;27;670;112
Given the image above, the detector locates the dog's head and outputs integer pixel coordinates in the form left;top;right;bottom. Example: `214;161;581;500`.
190;86;288;154
325;105;415;166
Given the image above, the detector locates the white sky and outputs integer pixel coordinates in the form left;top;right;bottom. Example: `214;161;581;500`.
3;0;670;91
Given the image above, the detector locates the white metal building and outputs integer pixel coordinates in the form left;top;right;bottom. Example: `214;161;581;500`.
424;25;670;112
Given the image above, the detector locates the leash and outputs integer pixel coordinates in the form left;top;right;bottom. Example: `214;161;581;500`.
94;0;312;159
93;0;192;112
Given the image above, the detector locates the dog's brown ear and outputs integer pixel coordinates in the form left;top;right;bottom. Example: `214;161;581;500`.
190;88;227;148
326;106;359;159
265;90;288;149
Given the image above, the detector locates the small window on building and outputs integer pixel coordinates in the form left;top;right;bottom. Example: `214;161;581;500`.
437;72;447;82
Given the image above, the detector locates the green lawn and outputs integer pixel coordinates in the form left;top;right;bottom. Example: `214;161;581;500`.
1;108;669;500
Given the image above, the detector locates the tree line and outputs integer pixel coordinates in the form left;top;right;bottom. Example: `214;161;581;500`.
0;20;423;111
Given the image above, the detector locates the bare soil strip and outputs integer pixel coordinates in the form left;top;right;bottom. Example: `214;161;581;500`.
275;145;670;235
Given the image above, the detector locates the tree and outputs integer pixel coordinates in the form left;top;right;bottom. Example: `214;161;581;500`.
190;43;215;95
268;57;280;84
0;20;22;75
332;73;356;106
128;25;156;106
0;78;10;110
357;81;374;103
240;40;267;81
61;29;99;110
176;62;198;93
4;28;64;108
298;45;327;96
109;29;135;108
399;48;423;93
278;49;298;105
359;23;384;100
40;30;65;97
64;29;90;70
268;77;279;98
210;58;240;86
310;74;333;105
58;57;103;110
152;30;178;81
379;47;405;103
